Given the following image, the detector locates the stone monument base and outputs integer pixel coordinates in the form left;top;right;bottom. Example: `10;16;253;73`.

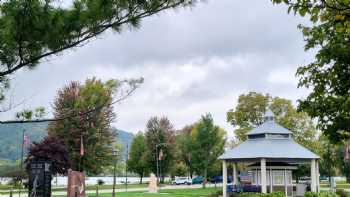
148;173;158;193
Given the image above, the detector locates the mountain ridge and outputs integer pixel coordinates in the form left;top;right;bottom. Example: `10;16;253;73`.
0;122;134;161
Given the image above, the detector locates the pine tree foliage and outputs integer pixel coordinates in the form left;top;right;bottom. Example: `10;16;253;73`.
0;0;197;101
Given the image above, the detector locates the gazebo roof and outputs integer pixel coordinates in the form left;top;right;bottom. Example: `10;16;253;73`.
218;138;319;160
219;109;320;161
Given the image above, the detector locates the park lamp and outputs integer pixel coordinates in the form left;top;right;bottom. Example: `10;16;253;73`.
112;148;119;197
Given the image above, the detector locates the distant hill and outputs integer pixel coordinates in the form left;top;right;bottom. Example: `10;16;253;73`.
112;129;134;159
0;123;134;161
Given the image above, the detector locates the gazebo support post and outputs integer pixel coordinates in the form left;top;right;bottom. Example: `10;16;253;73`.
269;168;273;193
311;159;317;192
261;158;267;193
284;169;287;197
223;160;227;197
316;160;320;192
233;162;238;185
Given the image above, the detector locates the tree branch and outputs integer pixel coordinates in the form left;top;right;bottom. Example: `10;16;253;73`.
0;0;188;77
0;82;139;124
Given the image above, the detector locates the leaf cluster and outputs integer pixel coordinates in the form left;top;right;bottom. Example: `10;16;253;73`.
272;0;350;143
25;136;71;175
0;0;196;103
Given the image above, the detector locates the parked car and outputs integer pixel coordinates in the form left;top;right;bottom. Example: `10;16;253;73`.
210;176;232;183
242;184;261;192
192;176;204;184
320;176;328;182
172;177;192;185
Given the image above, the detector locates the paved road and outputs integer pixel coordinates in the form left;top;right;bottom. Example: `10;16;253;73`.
0;184;220;197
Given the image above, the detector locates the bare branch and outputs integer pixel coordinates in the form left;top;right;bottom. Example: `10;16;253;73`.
0;79;140;124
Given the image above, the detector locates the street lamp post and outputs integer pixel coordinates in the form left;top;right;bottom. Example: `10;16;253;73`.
112;149;119;197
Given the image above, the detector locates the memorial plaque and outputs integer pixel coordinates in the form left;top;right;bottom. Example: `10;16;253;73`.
67;170;86;197
28;161;52;197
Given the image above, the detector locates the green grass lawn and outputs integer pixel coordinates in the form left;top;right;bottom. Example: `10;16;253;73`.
320;181;350;189
54;188;220;197
0;184;148;195
321;184;350;189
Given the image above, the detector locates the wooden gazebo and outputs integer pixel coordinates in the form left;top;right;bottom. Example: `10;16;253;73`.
219;110;320;197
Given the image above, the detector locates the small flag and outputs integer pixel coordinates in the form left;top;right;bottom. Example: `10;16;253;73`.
80;135;84;156
158;148;164;161
345;145;349;160
23;135;30;147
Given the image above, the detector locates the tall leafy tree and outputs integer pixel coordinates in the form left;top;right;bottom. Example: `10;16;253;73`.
0;0;196;102
144;116;176;183
48;78;122;175
335;144;350;182
227;92;318;151
176;125;195;178
128;132;149;184
318;135;338;181
191;114;226;188
271;0;350;142
226;92;269;141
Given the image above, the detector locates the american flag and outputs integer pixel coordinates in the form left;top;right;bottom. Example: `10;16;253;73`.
80;135;84;156
23;135;30;147
345;145;349;160
158;148;164;161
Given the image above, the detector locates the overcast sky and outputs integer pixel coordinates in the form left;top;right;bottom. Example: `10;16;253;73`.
0;0;314;137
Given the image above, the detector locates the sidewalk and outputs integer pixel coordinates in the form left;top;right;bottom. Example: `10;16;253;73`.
0;184;219;197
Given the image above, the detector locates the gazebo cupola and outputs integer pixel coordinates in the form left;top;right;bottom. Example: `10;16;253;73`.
219;109;320;197
247;110;292;140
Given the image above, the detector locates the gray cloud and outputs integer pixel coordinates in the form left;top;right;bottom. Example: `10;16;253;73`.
0;0;313;137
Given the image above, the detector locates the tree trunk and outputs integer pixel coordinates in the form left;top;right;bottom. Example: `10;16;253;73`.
161;175;165;184
96;185;99;197
140;174;143;184
202;168;207;189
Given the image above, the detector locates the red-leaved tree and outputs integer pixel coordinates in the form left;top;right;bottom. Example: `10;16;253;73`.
25;136;71;175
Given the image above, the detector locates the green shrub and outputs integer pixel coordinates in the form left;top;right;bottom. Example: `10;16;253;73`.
97;179;105;185
207;190;222;197
238;192;284;197
305;192;339;197
336;189;348;197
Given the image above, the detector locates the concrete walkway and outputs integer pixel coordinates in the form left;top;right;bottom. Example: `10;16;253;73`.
0;184;220;197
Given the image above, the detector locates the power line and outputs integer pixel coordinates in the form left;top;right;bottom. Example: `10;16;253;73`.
0;82;140;125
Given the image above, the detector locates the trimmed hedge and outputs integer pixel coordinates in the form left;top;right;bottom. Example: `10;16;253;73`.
209;191;340;197
238;192;284;197
305;192;339;197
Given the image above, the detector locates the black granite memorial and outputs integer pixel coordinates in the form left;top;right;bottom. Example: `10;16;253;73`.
28;161;52;197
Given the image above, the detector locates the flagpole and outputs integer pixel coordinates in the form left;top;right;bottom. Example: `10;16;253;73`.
19;128;25;197
125;144;128;192
20;129;25;170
